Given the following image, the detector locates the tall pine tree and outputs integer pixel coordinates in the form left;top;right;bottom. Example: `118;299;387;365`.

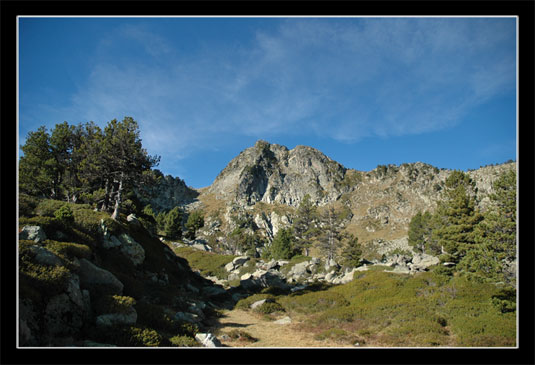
432;171;483;273
459;170;516;284
293;194;319;256
317;207;345;263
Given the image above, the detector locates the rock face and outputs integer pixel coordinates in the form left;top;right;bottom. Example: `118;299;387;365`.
195;333;222;347
78;259;124;295
135;172;199;213
208;140;349;207
195;141;515;248
19;226;47;243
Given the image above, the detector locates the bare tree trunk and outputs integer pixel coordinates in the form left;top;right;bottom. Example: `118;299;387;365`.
111;174;124;220
100;179;110;211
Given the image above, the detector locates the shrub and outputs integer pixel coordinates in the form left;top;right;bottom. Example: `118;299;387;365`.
19;262;71;298
135;301;177;333
72;208;117;236
169;335;199;347
226;329;258;343
254;301;285;314
19;194;39;217
94;295;136;314
128;327;163;347
44;240;92;260
35;199;67;217
54;204;75;225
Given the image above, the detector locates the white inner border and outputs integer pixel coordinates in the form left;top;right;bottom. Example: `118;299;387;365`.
16;15;520;350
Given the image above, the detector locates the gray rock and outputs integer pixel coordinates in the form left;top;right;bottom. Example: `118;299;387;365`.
65;274;84;309
224;262;235;272
274;316;292;324
78;259;124;295
19;226;47;243
240;269;288;291
127;213;140;225
28;245;63;266
45;293;83;337
174;311;199;323
202;285;227;297
195;333;222;347
102;235;122;249
324;271;337;282
232;256;250;267
207;141;348;207
96;307;137;327
289;261;311;277
118;233;145;265
250;299;268;309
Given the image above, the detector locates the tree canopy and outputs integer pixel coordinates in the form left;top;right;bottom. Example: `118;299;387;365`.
19;117;160;220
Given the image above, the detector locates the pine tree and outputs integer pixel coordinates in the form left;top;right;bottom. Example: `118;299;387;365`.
459;170;516;284
317;207;344;263
408;211;435;254
185;210;205;239
101;117;160;219
164;206;183;239
19;126;57;198
431;171;483;273
270;227;297;260
293;194;319;256
340;234;362;268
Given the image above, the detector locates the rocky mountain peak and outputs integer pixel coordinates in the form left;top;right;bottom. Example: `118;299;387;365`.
208;141;348;207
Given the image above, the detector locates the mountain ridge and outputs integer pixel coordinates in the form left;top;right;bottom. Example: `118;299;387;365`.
139;140;515;257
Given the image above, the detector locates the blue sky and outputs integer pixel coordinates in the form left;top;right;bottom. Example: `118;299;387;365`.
18;17;517;188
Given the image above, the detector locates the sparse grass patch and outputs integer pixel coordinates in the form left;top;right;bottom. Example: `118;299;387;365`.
226;329;258;343
235;293;276;310
44;240;92;260
173;246;235;279
169;335;199;347
314;328;359;344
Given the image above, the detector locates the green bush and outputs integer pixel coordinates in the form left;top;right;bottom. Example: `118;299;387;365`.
73;209;118;236
44;240;92;260
135;301;177;333
253;301;285;314
169;335;199;347
35;199;68;217
54;204;75;225
19;194;39;217
94;295;136;314
128;327;163;347
19;216;64;238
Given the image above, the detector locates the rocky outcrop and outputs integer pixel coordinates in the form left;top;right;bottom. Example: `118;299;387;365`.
78;259;124;295
19;226;47;243
195;142;515;250
96;307;137;327
195;333;222;347
208;140;349;207
135;172;199;213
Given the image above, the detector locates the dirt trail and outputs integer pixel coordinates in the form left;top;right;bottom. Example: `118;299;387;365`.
208;309;354;348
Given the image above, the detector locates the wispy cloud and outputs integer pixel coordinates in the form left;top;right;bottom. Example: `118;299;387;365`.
36;18;515;162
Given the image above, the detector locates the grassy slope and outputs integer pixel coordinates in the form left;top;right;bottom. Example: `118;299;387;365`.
182;247;516;347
